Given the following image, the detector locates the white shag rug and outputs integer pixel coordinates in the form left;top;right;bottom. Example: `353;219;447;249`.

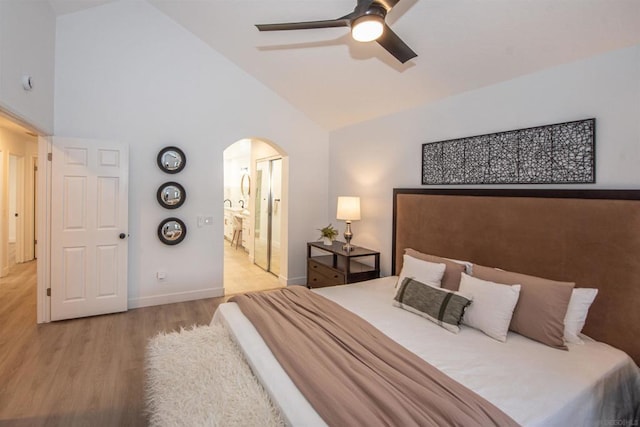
145;324;285;427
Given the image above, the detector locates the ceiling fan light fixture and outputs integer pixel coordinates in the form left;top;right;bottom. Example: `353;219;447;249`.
351;15;384;42
255;1;416;63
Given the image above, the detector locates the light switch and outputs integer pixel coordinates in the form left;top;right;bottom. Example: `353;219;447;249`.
157;271;167;280
204;216;214;225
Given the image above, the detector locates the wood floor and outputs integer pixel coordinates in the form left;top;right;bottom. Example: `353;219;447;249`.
0;261;226;427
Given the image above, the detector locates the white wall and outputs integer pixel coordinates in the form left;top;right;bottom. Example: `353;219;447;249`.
54;1;329;307
0;0;55;134
329;44;640;276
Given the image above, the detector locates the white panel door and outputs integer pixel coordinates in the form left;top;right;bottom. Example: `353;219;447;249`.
51;137;128;321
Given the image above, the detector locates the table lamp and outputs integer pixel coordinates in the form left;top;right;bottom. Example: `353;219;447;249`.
336;196;361;252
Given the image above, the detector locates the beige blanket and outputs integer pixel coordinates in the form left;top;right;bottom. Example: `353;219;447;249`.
231;286;519;427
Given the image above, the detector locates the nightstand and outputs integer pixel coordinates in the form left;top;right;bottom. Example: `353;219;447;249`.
307;241;380;288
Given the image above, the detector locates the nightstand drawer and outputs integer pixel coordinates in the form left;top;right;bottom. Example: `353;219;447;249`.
307;260;344;288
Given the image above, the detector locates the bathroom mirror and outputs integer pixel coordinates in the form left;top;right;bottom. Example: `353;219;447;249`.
158;218;187;245
241;173;251;197
157;146;186;174
157;182;186;209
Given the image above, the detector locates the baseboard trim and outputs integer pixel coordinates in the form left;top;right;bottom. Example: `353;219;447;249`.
128;288;224;309
285;275;306;286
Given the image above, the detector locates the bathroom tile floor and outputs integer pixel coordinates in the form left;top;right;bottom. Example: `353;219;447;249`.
223;242;284;296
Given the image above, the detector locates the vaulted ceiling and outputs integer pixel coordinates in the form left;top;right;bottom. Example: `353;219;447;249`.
48;0;640;131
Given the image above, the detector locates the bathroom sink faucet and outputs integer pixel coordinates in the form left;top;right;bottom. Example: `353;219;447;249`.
224;199;232;207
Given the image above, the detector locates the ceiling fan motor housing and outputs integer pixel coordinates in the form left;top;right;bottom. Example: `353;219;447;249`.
359;4;387;22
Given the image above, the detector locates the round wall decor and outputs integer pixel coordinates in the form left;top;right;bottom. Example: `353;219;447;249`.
157;146;186;174
157;182;186;209
158;217;187;245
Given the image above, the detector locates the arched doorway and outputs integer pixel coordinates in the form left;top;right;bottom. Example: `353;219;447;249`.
223;137;288;295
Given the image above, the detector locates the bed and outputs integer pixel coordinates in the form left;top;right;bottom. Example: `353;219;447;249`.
212;189;640;426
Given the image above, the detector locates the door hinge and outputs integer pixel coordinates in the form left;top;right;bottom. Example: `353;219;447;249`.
47;152;52;161
46;288;51;297
34;239;38;244
34;165;38;172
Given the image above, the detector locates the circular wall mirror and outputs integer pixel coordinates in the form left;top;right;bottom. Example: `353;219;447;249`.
157;182;186;209
158;218;187;245
157;146;186;174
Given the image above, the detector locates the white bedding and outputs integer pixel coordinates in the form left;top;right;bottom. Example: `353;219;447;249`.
212;277;640;426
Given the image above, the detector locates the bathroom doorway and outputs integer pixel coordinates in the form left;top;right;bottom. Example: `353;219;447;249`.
222;138;287;296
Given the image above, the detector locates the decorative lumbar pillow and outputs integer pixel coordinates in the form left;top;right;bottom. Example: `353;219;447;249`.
472;265;575;350
404;249;468;291
393;277;472;333
397;254;446;288
458;273;521;342
564;288;598;344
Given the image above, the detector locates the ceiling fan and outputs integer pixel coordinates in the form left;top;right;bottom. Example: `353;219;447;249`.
255;0;417;64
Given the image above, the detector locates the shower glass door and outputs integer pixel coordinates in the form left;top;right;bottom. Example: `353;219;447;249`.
254;158;282;275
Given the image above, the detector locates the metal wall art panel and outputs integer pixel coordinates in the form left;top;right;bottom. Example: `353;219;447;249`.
421;118;595;185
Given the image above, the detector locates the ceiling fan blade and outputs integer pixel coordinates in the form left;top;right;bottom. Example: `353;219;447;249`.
376;24;417;63
256;19;349;32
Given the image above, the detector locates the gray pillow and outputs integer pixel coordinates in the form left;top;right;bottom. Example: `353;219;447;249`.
393;277;472;333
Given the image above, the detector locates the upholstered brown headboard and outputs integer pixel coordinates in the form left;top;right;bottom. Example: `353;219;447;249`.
392;189;640;364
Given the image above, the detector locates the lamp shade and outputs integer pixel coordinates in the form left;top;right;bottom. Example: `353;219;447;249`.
336;196;361;221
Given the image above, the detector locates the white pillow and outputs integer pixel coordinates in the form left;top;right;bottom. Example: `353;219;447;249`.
563;288;598;344
459;273;521;342
397;254;446;288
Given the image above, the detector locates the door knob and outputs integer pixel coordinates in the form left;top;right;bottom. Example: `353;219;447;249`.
119;233;127;239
